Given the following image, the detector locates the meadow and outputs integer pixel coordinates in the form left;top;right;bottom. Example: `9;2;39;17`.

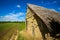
0;22;25;40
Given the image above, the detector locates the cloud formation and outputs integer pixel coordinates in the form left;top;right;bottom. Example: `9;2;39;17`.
45;1;57;5
53;1;57;3
0;12;25;21
49;9;57;12
17;5;21;8
58;8;60;10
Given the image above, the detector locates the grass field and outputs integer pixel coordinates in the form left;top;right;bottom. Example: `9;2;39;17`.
0;22;25;40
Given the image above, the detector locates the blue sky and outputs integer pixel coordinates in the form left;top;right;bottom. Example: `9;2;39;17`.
0;0;60;21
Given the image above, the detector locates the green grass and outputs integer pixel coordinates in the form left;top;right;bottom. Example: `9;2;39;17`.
18;22;25;31
0;22;25;31
0;23;15;31
0;22;25;40
17;33;25;40
16;22;26;40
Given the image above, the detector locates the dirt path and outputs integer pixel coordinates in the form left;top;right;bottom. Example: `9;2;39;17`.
10;30;19;40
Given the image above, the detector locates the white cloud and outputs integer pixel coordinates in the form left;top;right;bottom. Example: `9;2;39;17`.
53;1;57;3
41;1;44;4
17;5;20;8
59;8;60;10
49;9;57;12
0;12;25;21
46;1;57;5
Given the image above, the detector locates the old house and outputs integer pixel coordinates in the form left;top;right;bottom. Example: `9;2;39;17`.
26;4;60;40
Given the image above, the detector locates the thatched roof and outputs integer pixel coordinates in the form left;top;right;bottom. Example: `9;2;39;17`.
27;4;60;33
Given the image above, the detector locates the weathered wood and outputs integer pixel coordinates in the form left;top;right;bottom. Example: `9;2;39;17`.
26;7;44;40
26;4;60;40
